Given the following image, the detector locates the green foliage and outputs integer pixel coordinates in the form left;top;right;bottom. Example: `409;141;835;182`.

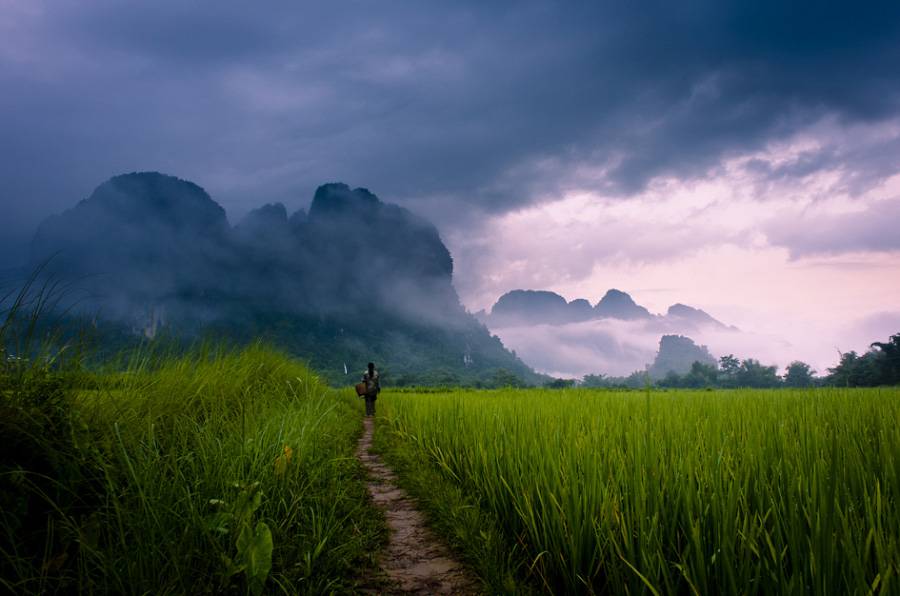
828;333;900;386
0;345;385;594
873;333;900;382
209;481;274;596
718;354;740;377
543;377;576;389
490;368;528;388
580;371;649;389
783;360;816;388
377;386;900;594
597;356;788;390
735;358;781;388
580;373;608;388
0;263;102;593
657;361;719;388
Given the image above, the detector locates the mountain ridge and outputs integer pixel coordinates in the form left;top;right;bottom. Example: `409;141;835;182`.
481;288;734;330
27;172;539;386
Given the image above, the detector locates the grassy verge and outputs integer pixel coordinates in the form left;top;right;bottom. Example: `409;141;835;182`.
1;344;385;594
371;412;538;595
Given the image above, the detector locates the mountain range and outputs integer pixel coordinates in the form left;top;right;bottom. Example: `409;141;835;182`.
25;172;538;385
471;288;739;379
478;288;737;331
16;171;747;384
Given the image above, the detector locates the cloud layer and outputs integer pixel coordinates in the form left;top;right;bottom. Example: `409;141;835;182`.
3;2;900;233
2;1;899;370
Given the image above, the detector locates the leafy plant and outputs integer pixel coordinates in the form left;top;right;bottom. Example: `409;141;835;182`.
1;342;384;594
209;481;274;596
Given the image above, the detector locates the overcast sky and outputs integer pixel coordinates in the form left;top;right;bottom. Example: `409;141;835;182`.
2;0;899;368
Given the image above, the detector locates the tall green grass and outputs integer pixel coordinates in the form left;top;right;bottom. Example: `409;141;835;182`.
1;344;383;594
377;387;900;594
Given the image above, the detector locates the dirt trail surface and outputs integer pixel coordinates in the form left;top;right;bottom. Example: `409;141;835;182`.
356;416;480;595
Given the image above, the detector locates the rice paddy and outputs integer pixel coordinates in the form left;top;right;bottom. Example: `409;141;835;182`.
376;387;900;594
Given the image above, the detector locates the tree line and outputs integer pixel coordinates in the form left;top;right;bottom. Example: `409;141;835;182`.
578;332;900;389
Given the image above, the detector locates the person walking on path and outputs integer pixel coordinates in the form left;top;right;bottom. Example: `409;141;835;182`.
362;362;380;417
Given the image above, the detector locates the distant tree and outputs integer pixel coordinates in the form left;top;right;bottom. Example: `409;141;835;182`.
491;368;525;388
544;378;576;389
828;351;862;387
392;374;414;387
870;333;900;385
783;361;815;388
736;359;781;388
656;361;719;388
827;344;896;387
659;371;683;388
683;361;719;388
719;354;739;375
718;354;740;387
623;370;649;389
581;374;607;388
432;370;461;386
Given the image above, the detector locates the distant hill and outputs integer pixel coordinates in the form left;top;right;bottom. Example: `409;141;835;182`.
482;288;731;330
475;287;736;378
32;172;231;319
666;303;736;331
26;172;538;386
594;289;653;320
489;290;594;326
647;335;717;379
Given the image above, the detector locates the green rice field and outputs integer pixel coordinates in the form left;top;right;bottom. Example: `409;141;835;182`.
376;387;900;595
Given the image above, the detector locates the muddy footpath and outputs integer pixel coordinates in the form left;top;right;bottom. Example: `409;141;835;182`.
355;417;480;595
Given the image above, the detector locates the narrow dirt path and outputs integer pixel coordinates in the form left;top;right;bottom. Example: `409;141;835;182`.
356;416;480;595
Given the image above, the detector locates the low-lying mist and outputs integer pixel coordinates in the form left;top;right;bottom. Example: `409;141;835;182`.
489;314;893;379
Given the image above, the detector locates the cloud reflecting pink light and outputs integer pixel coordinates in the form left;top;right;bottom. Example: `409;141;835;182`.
447;127;900;375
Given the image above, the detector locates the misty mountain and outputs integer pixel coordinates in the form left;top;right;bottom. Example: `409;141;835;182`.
27;172;537;385
32;173;231;319
235;202;292;241
301;183;456;316
647;335;717;379
482;288;731;330
666;303;736;331
594;289;653;320
476;287;739;379
489;290;594;326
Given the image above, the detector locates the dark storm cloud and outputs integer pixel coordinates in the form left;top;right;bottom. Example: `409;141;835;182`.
2;0;900;266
